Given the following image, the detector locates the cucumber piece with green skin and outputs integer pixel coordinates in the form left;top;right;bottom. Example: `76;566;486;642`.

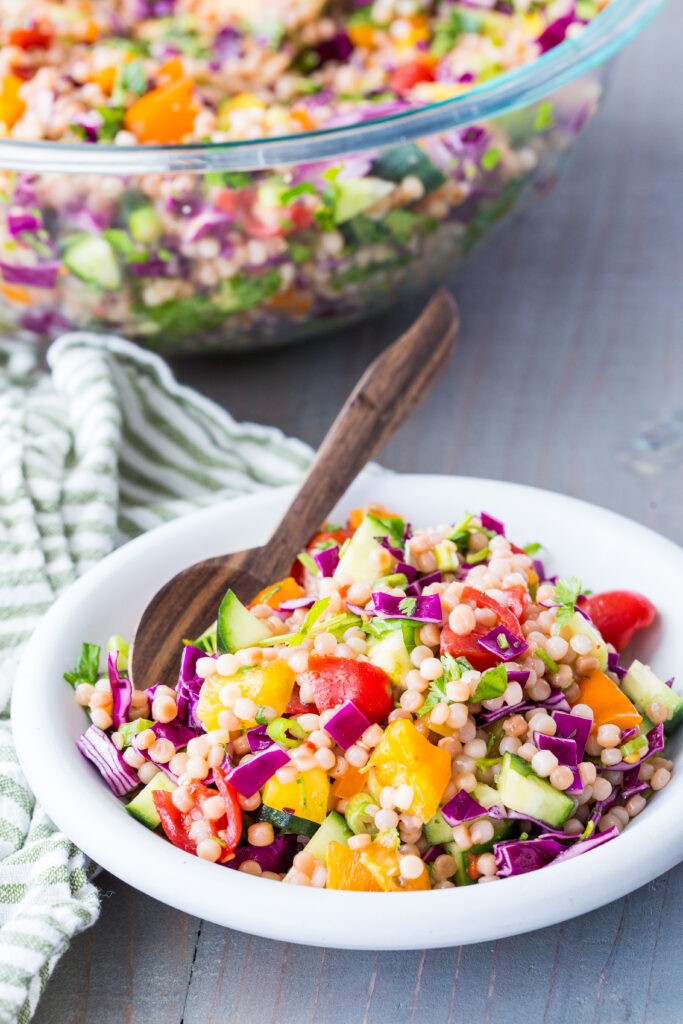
622;660;683;734
496;751;574;828
443;841;474;886
371;143;447;195
333;514;397;585
128;204;163;244
125;772;176;828
553;611;608;670
472;782;504;811
301;811;353;864
260;805;319;838
63;234;121;290
425;806;514;853
117;718;153;748
217;589;271;653
423;811;453;846
367;629;412;685
333;178;394;224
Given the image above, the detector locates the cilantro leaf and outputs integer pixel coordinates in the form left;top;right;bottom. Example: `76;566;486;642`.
523;542;542;555
398;597;417;617
417;676;449;718
255;706;268;726
471;663;507;702
64;642;101;689
554;576;583;627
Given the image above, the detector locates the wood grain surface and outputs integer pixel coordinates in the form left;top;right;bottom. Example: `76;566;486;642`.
33;5;683;1022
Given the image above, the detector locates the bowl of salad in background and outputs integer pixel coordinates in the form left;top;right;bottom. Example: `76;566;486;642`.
0;0;664;354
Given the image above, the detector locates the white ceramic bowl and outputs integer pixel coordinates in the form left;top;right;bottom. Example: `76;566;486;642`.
12;474;683;950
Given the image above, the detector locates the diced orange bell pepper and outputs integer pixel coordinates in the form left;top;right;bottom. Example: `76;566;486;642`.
327;841;381;891
359;845;430;892
348;503;392;530
575;669;642;730
250;576;303;610
124;77;199;144
91;65;117;95
268;287;312;315
0;75;26;130
156;58;185;87
290;108;314;131
331;767;366;801
365;719;450;823
0;282;32;305
348;24;376;48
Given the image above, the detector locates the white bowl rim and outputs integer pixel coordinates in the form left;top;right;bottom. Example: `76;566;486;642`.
12;473;683;950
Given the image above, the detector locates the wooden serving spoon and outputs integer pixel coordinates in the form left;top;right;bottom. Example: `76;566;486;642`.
130;288;459;690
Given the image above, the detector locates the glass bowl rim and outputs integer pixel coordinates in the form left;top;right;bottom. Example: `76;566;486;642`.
0;0;664;174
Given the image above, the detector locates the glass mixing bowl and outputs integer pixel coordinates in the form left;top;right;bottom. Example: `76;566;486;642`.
0;0;664;354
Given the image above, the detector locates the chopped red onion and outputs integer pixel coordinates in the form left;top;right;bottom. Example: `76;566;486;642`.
227;745;289;797
323;700;370;750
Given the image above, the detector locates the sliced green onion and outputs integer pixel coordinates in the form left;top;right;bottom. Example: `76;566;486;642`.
344;793;378;835
266;718;307;748
535;648;559;674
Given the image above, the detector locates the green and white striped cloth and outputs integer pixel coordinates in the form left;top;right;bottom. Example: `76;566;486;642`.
0;333;312;1023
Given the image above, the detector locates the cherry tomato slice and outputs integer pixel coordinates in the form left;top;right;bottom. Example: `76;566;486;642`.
212;767;242;853
502;585;528;622
306;656;394;723
461;586;523;639
440;623;501;672
153;790;196;854
285;684;313;716
153;777;241;860
8;27;53;49
578;590;656;652
390;61;435;93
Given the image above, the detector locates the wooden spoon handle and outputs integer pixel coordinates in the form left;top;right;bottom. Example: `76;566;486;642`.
251;288;459;580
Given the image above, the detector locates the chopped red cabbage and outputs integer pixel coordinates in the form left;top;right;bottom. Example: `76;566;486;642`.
185;209;235;242
279;596;316;611
108;651;132;730
227;834;300;873
423;845;445;863
607;651;627;681
0;261;60;289
378;536;404;560
394;560;418;583
151;721;198;749
441;788;487;826
506;670;531;685
488;804;573;838
246;725;272;753
76;725;140;797
227;745;289;797
7;210;41;237
313;545;340;578
551;826;619;864
405;570;443;597
604;722;664;772
176;644;208;731
371;591;442;623
621;765;649;801
477;625;528;662
552;711;591;760
480;511;505;536
324;700;370;750
536;14;575;54
494;837;564;876
532;558;546;581
313;31;353;65
534;732;579;766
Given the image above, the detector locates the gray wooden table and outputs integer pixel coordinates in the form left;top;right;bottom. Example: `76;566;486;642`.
34;6;683;1022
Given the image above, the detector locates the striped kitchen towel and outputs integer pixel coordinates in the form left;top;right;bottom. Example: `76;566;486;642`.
0;333;312;1024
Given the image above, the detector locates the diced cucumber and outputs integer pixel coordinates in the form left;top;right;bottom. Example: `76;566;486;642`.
333;178;394;224
554;611;607;670
622;660;683;734
367;629;412;685
496;751;574;828
259;805;319;838
125;772;176;828
63;233;121;290
424;811;453;846
117;719;153;748
472;782;504;811
301;811;353;864
443;841;474;886
333;514;396;585
217;589;271;653
128;204;163;244
371;143;447;195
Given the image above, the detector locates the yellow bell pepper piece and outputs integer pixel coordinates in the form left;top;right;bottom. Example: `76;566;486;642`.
326;841;381;891
196;660;295;731
262;767;330;824
359;845;430;892
366;719;450;823
0;76;26;130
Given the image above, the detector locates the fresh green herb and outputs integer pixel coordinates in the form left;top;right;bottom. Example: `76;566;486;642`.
204;170;252;189
315;613;362;639
523;542;542;555
466;546;490;565
322;522;344;533
441;653;474;682
255;706;268;726
297;551;319;576
134;295;228;340
417;675;449;718
297;777;307;807
111;58;147;106
554;576;583;627
471;663;507;702
117;719;153;748
64;643;101;688
373;515;406;547
363;617;418;653
103;228;145;263
288;242;313;265
314;205;335;231
481;148;501;172
104;37;151;56
95;105;126;142
188;621;218;654
533;100;555;133
219;269;282;313
486;731;498;755
535;648;559;674
281;182;317;205
398;597;418;617
373;573;409;590
106;634;130;671
384;209;417;245
287;596;331;646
